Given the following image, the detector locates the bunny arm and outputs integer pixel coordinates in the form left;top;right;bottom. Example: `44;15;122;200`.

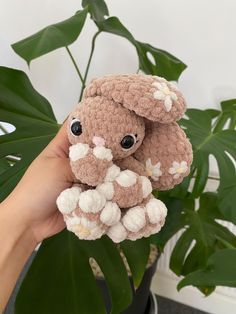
116;156;147;177
69;143;113;186
96;166;153;208
69;143;153;208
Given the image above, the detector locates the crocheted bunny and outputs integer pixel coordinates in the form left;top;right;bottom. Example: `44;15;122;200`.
56;74;192;243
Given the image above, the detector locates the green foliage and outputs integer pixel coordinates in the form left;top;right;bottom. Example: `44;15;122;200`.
97;17;186;80
0;67;58;201
12;9;88;65
15;231;133;314
82;0;109;21
120;238;150;287
12;6;186;83
170;193;236;276
180;106;236;223
178;248;236;290
0;157;11;175
0;0;236;312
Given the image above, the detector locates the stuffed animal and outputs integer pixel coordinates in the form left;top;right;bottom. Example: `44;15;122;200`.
56;74;192;243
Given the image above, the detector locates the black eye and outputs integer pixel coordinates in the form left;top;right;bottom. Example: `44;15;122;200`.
70;119;82;136
120;134;136;150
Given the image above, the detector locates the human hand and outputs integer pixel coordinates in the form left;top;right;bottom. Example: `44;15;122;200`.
1;122;76;245
0;122;77;310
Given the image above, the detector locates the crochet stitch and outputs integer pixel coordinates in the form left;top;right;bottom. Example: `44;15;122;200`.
56;74;193;243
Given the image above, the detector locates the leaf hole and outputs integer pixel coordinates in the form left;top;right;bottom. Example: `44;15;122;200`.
146;52;156;66
0;122;16;135
0;154;21;176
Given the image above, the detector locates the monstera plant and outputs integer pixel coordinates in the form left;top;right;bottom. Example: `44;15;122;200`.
1;0;236;313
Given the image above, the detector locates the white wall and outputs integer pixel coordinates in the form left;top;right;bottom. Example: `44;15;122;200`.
1;1;236;312
0;0;236;123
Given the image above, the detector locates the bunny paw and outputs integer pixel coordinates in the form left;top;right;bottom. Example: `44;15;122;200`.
100;201;121;226
79;190;106;213
107;222;127;243
122;206;146;232
146;198;167;225
66;215;105;240
56;186;82;214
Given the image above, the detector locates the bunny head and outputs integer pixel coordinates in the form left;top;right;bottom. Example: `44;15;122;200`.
67;96;145;160
67;74;192;190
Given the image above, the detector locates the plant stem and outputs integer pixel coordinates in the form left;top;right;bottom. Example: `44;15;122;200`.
207;175;220;181
192;175;220;181
66;46;84;84
79;31;101;101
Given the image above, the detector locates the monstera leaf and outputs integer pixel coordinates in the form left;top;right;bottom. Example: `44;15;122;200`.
15;231;151;314
0;66;59;201
178;248;236;290
180;107;236;223
153;192;236;294
82;0;109;21
169;193;236;277
16;231;131;314
151;193;187;250
120;238;150;287
0;157;11;175
97;17;186;80
12;8;88;64
12;7;186;81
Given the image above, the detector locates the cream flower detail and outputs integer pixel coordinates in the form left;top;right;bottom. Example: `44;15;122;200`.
152;80;178;112
145;158;162;181
169;161;188;179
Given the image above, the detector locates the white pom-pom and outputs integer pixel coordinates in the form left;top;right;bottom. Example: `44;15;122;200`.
96;182;114;200
104;165;121;182
122;206;146;232
140;176;152;198
69;216;105;240
80;216;97;229
56;186;82;214
100;202;121;226
65;214;81;231
93;146;113;161
115;170;137;187
79;190;106;213
107;222;127;243
146;199;167;224
90;226;104;239
150;224;162;235
69;143;89;161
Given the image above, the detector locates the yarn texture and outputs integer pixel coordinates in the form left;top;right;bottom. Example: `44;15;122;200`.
56;74;193;243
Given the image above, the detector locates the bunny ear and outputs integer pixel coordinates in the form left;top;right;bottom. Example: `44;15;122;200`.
83;74;186;123
133;122;193;190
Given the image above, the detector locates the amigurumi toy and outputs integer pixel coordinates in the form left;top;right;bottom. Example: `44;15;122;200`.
56;74;193;243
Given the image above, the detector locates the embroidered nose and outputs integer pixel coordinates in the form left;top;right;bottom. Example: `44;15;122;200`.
92;136;105;147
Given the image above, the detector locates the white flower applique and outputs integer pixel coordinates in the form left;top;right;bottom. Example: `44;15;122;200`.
145;158;162;181
169;161;188;179
152;80;178;112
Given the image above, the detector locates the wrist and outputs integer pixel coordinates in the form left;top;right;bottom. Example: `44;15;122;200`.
0;196;37;250
0;197;37;311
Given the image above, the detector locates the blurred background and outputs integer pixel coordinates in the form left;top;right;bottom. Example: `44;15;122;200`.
0;1;235;313
1;0;236;122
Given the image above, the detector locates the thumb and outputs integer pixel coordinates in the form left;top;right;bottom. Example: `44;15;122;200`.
45;120;71;158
